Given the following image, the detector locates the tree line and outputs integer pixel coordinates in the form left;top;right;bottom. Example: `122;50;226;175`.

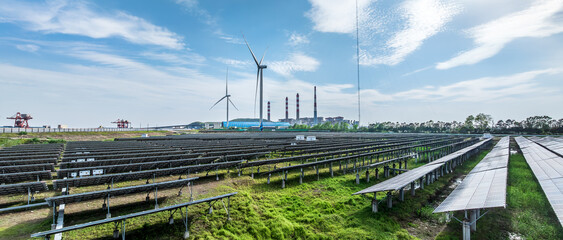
290;114;563;135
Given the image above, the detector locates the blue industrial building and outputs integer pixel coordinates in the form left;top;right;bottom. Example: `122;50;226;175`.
222;121;290;129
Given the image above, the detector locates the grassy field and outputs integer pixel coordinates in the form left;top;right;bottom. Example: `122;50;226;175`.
5;138;560;240
0;147;494;240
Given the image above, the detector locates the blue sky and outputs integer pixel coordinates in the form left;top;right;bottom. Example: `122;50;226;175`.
0;0;562;127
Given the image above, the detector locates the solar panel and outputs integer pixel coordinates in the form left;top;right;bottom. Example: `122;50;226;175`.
59;152;203;169
0;158;58;166
433;137;509;213
57;156;219;178
46;178;197;206
434;168;507;213
354;139;491;195
0;181;48;195
515;136;563;226
31;192;238;239
53;161;243;189
0;170;52;184
0;163;55;173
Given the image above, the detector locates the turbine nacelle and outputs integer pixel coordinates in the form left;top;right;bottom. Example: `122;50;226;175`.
260;65;267;69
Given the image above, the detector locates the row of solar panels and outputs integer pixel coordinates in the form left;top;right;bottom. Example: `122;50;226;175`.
515;137;563;227
354;138;489;195
245;137;466;169
263;138;476;175
434;136;509;213
529;136;563;157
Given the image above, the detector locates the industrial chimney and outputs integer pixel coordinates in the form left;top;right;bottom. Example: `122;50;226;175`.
285;97;289;120
296;93;300;120
267;101;271;121
314;86;318;124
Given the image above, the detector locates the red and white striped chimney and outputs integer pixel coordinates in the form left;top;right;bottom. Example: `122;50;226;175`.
267;101;271;121
285;97;289;120
296;93;300;120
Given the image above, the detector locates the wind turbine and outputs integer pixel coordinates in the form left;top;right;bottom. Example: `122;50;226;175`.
210;68;238;128
243;35;267;131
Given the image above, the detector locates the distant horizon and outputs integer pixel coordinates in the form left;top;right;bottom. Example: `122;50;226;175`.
1;0;562;127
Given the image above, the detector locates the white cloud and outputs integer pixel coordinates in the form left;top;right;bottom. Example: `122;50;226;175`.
361;0;461;66
0;0;184;49
288;33;310;46
142;52;206;66
213;57;252;68
437;0;563;69
16;44;40;52
306;0;375;34
269;53;320;77
392;68;561;102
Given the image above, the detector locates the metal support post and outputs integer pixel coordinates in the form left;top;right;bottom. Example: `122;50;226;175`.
366;168;370;183
356;171;360;184
470;209;477;231
399;188;405;202
410;182;415;196
386;191;393;208
106;194;111;218
299;168;303;184
371;192;378;213
420;178;424;190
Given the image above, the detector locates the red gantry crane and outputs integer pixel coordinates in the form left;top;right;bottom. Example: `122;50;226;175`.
112;119;131;128
7;112;33;128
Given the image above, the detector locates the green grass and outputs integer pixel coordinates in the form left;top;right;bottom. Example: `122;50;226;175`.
436;153;563;240
17;149;489;240
0;144;493;240
0;137;65;149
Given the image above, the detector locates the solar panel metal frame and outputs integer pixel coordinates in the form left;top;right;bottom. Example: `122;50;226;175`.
56;156;220;178
354;139;491;195
46;177;198;206
0;163;55;173
0;170;52;184
0;181;49;195
31;192;238;238
53;160;243;189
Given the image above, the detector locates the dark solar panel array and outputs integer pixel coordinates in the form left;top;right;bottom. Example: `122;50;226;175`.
46;178;197;206
56;156;219;178
0;181;49;195
53;161;243;189
31;192;238;239
0;170;52;184
0;163;55;174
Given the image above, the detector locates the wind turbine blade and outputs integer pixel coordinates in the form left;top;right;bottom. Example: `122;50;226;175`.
209;96;228;110
254;69;259;117
242;34;260;66
259;47;268;65
225;67;229;95
229;98;239;111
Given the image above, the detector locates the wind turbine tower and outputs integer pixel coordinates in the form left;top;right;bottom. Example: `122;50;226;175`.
210;68;238;128
243;35;268;131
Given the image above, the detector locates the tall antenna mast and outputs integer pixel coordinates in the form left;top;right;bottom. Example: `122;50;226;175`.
355;0;361;126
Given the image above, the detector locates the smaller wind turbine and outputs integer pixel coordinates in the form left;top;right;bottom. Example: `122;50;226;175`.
210;68;238;128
